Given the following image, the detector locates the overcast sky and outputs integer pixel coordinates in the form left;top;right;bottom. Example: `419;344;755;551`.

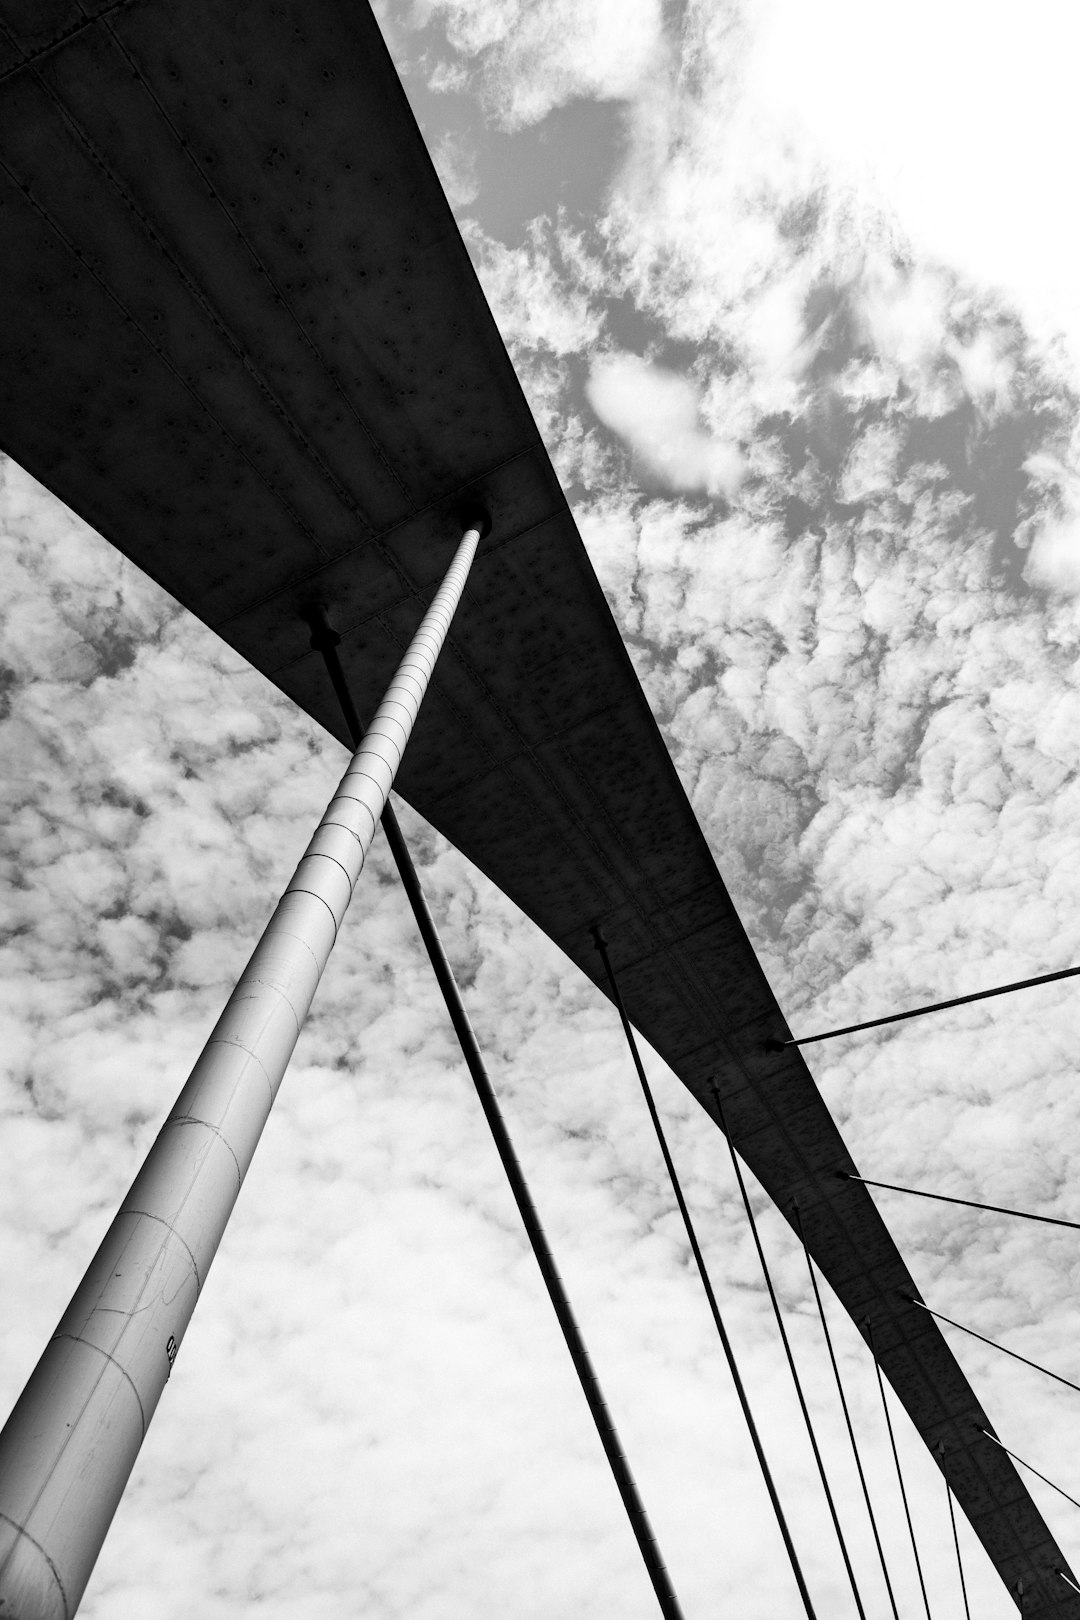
4;1;1080;1616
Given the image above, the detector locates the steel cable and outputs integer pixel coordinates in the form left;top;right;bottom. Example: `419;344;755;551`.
937;1446;971;1620
867;1320;932;1620
592;930;818;1620
837;1170;1080;1232
905;1296;1080;1397
310;609;688;1620
794;1204;900;1620
978;1427;1080;1511
710;1082;869;1620
769;963;1080;1049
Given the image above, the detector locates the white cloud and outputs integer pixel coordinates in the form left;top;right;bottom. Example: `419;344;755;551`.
1025;508;1080;595
836;421;900;506
415;0;665;128
9;0;1080;1612
3;435;1039;1619
430;131;480;208
587;353;744;494
745;0;1080;359
466;221;605;356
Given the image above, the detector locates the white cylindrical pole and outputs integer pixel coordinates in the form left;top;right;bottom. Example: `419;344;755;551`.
0;524;481;1620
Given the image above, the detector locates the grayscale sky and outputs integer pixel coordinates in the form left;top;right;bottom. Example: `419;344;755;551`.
4;2;1080;1617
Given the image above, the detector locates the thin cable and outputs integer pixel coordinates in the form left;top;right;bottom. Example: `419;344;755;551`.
710;1082;869;1620
592;930;818;1620
938;1447;971;1620
867;1320;932;1620
794;1203;900;1620
310;610;688;1620
771;963;1080;1049
837;1171;1080;1232
1060;1569;1080;1596
978;1427;1080;1511
906;1296;1080;1397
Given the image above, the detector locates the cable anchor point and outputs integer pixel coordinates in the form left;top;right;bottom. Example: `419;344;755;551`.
300;601;341;652
457;502;492;540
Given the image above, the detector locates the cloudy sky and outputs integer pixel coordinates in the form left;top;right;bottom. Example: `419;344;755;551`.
5;0;1080;1615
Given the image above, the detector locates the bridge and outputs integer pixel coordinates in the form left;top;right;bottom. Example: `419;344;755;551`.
0;1;1073;1614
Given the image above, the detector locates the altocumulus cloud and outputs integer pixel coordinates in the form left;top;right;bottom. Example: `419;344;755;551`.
586;352;745;497
412;0;664;128
393;3;1080;1614
7;2;1080;1618
2;452;846;1620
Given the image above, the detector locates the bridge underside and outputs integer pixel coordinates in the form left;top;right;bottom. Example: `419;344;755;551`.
0;1;1071;1611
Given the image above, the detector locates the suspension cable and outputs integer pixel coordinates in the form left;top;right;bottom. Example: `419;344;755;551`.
978;1427;1080;1511
837;1171;1080;1233
867;1320;932;1620
591;929;818;1620
768;963;1080;1050
308;606;688;1620
794;1203;900;1620
937;1445;971;1620
710;1082;869;1620
905;1296;1080;1397
1060;1569;1080;1596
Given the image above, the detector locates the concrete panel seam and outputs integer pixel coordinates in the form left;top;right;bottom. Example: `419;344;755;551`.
91;5;412;504
13;66;365;553
0;161;330;560
0;0;133;89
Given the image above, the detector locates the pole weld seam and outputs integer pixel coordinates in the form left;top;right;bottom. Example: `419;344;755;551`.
47;1337;148;1438
0;1510;72;1618
280;885;343;944
118;1207;205;1293
292;849;356;894
193;1034;276;1110
163;1110;247;1187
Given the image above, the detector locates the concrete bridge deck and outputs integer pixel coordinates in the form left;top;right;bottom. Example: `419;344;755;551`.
0;1;1071;1610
